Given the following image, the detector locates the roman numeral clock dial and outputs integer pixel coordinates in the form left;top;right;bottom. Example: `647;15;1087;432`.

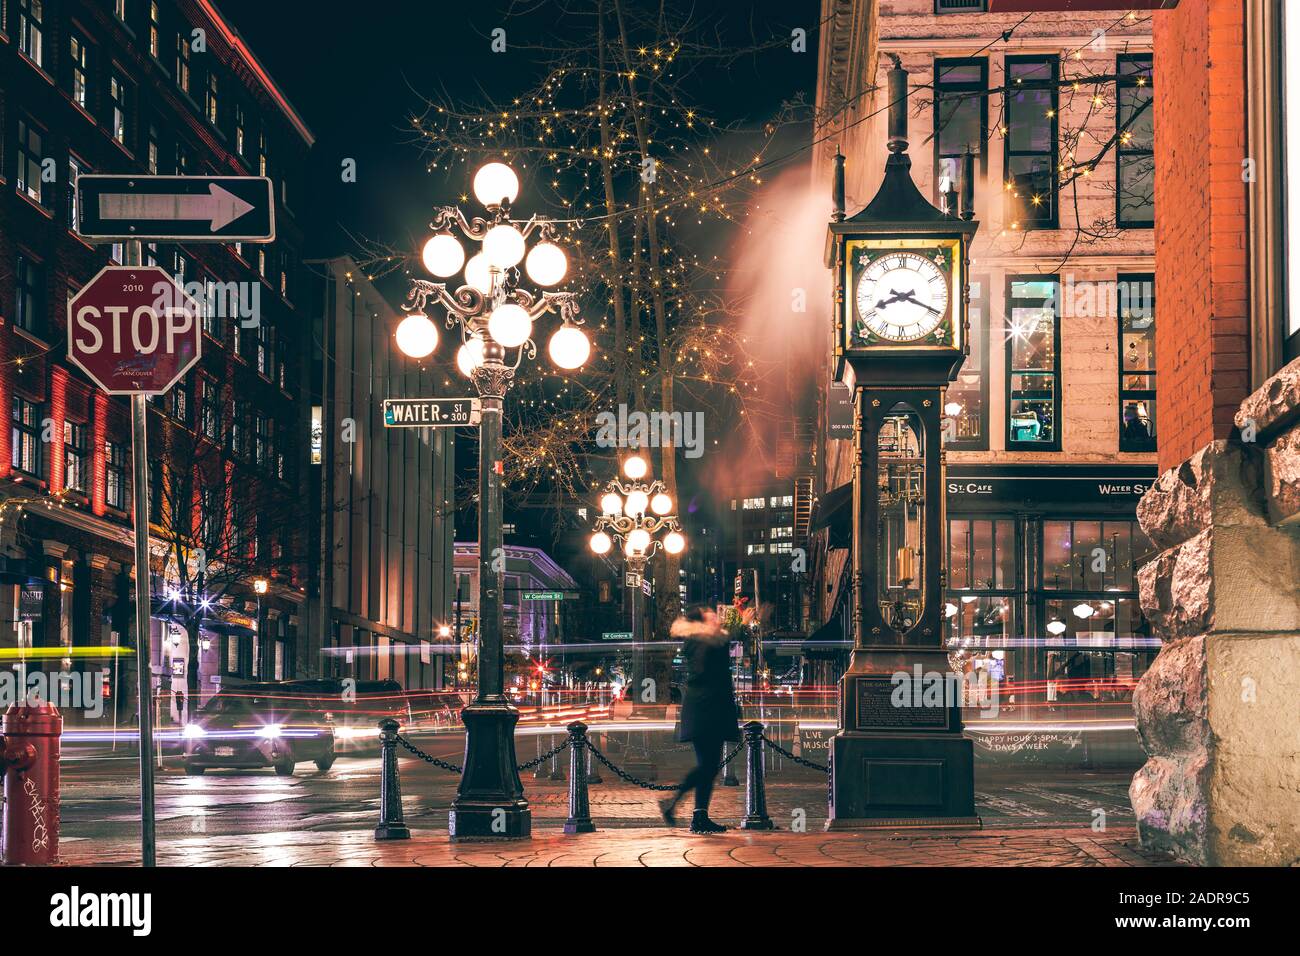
854;251;951;344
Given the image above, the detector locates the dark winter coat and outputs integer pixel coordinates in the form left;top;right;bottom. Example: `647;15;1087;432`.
673;618;741;742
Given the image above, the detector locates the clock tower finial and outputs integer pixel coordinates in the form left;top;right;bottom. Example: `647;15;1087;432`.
887;54;908;155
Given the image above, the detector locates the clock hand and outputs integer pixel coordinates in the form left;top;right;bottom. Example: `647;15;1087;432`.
896;291;942;315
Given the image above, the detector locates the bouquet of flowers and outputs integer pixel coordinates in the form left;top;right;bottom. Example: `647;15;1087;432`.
720;596;757;640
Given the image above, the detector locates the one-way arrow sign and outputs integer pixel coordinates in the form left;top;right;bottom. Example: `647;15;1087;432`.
76;175;275;242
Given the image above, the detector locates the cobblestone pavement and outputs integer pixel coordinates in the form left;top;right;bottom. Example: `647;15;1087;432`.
59;822;1176;867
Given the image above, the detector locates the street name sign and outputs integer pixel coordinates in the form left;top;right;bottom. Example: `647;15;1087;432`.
383;397;481;427
76;174;275;241
67;266;201;395
523;590;566;601
602;632;633;641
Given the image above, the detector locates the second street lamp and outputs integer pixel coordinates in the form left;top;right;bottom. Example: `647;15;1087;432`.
400;161;590;840
589;454;686;643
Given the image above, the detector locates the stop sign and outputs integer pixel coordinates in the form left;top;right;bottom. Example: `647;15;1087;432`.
67;265;202;395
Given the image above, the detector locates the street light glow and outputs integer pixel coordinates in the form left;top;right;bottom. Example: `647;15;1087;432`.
482;224;526;269
395;313;439;358
627;528;651;553
650;492;673;516
472;162;520;207
623;455;648;479
589;531;612;554
488;303;532;348
525;241;568;286
456;336;486;377
600;492;623;515
421;233;466;278
547;325;590;369
623;490;649;516
463;252;494;295
663;530;685;554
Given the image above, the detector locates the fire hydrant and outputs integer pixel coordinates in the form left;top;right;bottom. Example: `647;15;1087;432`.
1;702;61;866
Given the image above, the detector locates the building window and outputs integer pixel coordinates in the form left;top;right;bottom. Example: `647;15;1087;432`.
231;400;249;458
231;104;247;159
206;69;219;126
106;441;127;509
109;72;129;145
1003;56;1058;229
199;379;219;442
148;1;160;58
742;497;765;510
69;33;90;109
11;397;43;477
114;0;127;21
945;517;1017;646
17;0;43;67
176;30;190;93
68;156;87;230
64;421;87;494
258;132;268;176
1005;276;1061;450
1116;55;1154;228
15;254;45;336
255;415;271;468
1118;274;1156;451
146;124;159;174
256;323;270;375
16;119;45;206
944;275;989;449
933;58;987;212
171;376;189;424
175;141;188;175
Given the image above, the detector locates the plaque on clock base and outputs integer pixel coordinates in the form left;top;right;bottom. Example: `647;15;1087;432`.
826;649;979;830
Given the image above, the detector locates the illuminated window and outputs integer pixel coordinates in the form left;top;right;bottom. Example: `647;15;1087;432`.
1117;275;1156;451
943;276;989;449
1003;56;1058;229
176;30;190;93
1005;276;1061;450
69;33;89;109
17;0;43;67
106;442;127;510
16;119;45;206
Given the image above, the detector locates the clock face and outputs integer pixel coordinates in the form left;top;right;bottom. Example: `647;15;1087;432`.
854;251;951;343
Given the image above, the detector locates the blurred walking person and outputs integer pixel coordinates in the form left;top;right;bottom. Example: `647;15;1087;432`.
659;604;741;833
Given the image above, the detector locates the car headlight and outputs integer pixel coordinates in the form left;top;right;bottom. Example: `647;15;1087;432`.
182;723;206;739
259;724;282;740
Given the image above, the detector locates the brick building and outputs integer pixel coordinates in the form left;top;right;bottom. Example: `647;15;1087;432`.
0;0;313;727
1126;0;1300;866
810;1;1160;720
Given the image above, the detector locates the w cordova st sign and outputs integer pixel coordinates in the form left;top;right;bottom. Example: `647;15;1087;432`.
67;265;202;395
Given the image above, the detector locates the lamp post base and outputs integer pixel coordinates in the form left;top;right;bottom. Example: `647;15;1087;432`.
448;700;533;840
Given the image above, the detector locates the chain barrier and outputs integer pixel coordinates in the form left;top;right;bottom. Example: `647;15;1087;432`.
394;734;464;774
760;733;830;774
517;741;568;771
585;742;679;791
722;742;743;766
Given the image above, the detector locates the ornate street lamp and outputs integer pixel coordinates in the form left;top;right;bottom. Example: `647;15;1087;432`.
400;161;590;840
589;454;685;642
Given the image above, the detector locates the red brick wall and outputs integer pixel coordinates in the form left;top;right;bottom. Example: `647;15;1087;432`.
1154;0;1250;472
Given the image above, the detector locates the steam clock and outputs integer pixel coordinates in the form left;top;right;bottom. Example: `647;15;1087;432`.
825;57;979;827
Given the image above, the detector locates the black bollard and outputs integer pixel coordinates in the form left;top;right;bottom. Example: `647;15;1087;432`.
722;740;739;787
740;721;775;830
375;717;412;840
564;721;595;834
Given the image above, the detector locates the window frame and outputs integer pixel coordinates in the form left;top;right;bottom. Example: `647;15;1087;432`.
944;273;990;450
16;117;46;207
1004;274;1063;452
10;395;44;478
105;440;128;510
1115;53;1155;229
932;57;988;212
1117;273;1157;452
17;0;43;67
14;252;46;337
1002;54;1060;230
63;419;88;495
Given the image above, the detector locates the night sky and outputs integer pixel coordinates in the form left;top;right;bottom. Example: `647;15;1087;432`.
217;0;820;554
218;0;819;276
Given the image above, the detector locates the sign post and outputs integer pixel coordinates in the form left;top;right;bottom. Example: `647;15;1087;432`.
72;173;261;867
